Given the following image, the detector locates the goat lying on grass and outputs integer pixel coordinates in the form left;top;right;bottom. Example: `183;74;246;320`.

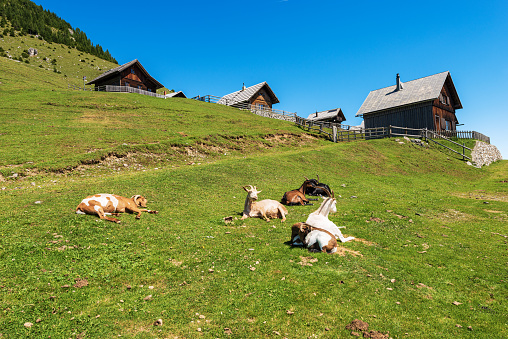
305;175;332;197
281;178;318;206
76;194;158;223
291;222;338;253
241;185;288;222
299;194;355;243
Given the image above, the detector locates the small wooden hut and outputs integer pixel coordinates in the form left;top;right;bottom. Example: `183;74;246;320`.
88;59;164;93
217;82;279;109
306;108;346;124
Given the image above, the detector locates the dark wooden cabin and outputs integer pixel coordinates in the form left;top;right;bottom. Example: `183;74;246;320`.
88;59;164;93
306;108;346;124
356;72;462;131
217;82;280;109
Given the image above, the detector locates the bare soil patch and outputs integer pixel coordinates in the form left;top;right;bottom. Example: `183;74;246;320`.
453;191;508;203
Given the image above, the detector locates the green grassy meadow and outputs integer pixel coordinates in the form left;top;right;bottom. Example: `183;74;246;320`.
1;44;507;338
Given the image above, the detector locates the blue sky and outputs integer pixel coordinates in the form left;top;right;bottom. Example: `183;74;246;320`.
34;0;508;158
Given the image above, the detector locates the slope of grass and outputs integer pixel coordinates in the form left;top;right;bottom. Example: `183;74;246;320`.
0;57;327;176
1;35;507;339
0;138;506;338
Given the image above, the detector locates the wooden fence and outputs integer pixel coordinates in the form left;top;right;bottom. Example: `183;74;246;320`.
295;118;488;160
192;94;297;122
68;84;166;98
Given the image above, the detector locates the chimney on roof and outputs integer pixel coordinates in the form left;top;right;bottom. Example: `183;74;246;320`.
315;111;318;117
396;73;404;91
241;83;246;91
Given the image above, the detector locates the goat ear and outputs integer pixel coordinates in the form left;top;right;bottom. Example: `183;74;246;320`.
304;176;309;180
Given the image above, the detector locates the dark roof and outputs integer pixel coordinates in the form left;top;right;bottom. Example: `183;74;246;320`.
88;59;164;89
165;91;187;98
306;108;346;122
217;82;280;106
356;71;462;116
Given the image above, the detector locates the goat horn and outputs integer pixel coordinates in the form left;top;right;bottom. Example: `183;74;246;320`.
320;187;332;198
317;174;320;183
304;176;309;180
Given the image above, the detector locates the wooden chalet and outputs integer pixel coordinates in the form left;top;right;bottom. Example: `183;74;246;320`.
88;59;164;93
356;72;462;131
217;82;280;109
306;108;346;124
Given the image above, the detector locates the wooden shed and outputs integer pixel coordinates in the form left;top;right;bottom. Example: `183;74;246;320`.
88;59;164;93
356;72;462;131
306;108;346;124
217;82;279;109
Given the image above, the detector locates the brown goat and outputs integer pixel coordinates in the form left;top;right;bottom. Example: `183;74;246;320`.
281;178;318;206
290;222;338;254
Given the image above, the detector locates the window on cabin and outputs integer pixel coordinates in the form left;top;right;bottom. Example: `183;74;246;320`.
148;89;151;92
445;120;450;130
125;82;129;87
131;68;135;74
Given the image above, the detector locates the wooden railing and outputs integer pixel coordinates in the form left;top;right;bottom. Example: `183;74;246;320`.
95;85;166;98
68;84;167;98
191;94;297;122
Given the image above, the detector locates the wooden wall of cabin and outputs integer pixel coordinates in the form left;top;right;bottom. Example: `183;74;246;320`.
364;102;434;130
93;75;121;88
432;84;457;131
119;65;157;92
249;89;272;108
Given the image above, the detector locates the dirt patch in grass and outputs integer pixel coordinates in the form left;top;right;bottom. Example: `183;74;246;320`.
336;247;363;257
432;209;478;223
453;191;508;202
353;237;377;246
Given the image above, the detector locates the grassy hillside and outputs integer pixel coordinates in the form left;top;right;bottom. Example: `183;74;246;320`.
0;23;117;86
1;39;507;338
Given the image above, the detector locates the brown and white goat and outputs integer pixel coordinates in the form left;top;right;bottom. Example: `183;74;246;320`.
76;194;158;223
281;178;318;206
291;222;338;254
241;185;288;222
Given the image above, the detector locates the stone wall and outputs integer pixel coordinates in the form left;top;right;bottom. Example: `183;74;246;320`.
471;141;503;167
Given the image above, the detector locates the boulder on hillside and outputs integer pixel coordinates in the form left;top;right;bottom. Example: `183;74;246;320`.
28;48;38;57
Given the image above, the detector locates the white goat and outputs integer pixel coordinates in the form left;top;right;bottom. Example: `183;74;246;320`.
241;185;288;222
304;197;354;243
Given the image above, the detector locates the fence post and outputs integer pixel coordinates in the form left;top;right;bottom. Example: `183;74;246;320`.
332;125;337;143
389;125;392;138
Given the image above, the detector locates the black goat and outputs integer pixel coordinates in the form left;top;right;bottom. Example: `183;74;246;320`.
304;175;332;197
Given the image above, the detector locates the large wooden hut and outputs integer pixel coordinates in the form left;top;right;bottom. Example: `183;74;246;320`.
217;82;279;109
356;72;462;131
88;59;164;93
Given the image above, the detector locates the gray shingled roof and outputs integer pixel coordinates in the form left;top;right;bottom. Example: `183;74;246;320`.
164;91;186;98
356;71;462;116
306;108;346;122
217;82;280;106
88;59;164;89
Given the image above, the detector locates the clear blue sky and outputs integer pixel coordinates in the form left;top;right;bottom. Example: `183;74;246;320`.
34;0;508;158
